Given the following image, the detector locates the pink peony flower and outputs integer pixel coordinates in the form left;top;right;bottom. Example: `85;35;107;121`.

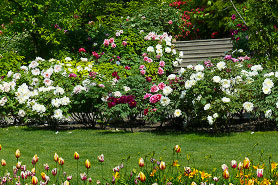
69;73;77;78
111;43;116;48
159;61;165;67
103;39;109;46
158;82;166;90
168;20;173;24
149;94;161;103
156;55;161;59
140;70;146;75
78;48;86;53
150;85;159;93
232;58;239;62
231;14;236;20
122;41;127;46
244;55;251;60
147;58;153;63
158;67;164;75
139;65;145;70
224;55;232;60
143;56;148;61
125;66;131;70
142;53;147;57
109;38;115;43
143;93;152;99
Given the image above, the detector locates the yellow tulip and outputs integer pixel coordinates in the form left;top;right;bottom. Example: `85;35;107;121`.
85;159;91;169
31;176;38;185
63;180;70;185
15;149;20;158
1;159;6;166
138;157;144;167
223;169;229;179
58;157;64;165
159;161;166;170
138;172;146;182
243;157;250;169
74;152;79;160
54;153;59;162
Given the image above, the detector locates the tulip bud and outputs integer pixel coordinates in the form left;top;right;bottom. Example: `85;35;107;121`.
113;166;120;172
74;152;79;160
16;161;21;169
138;172;146;182
15;149;20;158
52;168;57;176
221;164;228;171
54;153;59;162
213;176;219;182
231;160;237;168
223;169;229;179
138;157;144;167
44;163;49;171
0;144;2;150
67;176;72;181
257;169;263;178
238;162;243;170
243;157;250;169
31;167;36;175
32;154;39;165
63;180;70;185
31;176;38;185
58;157;64;165
1;159;6;166
21;165;26;172
98;154;104;162
159;161;166;170
80;172;87;181
174;145;181;153
85;159;91;169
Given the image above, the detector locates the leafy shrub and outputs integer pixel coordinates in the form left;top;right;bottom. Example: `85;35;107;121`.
0;51;25;77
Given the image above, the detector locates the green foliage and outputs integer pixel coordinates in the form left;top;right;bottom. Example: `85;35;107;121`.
0;51;25;76
247;0;278;66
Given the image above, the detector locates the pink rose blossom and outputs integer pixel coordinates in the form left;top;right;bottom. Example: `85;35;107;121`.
159;61;165;67
140;70;146;75
158;67;164;75
139;65;145;70
150;85;159;93
158;82;166;90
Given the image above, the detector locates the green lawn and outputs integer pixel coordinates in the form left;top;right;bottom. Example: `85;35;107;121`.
0;126;278;182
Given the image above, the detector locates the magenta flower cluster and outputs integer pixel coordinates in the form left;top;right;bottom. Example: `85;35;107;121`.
107;95;137;108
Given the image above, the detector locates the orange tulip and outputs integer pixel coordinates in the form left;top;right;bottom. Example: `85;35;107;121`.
174;145;181;153
138;157;144;167
159;161;166;170
74;152;79;160
58;157;64;165
15;149;20;158
138;172;146;182
243;157;250;169
85;159;91;169
54;153;59;162
41;172;46;181
1;159;6;166
31;176;38;185
223;169;229;179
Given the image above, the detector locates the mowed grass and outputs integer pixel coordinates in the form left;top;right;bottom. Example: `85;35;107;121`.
0;126;278;181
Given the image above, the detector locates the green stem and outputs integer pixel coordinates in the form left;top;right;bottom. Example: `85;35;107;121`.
77;160;79;185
